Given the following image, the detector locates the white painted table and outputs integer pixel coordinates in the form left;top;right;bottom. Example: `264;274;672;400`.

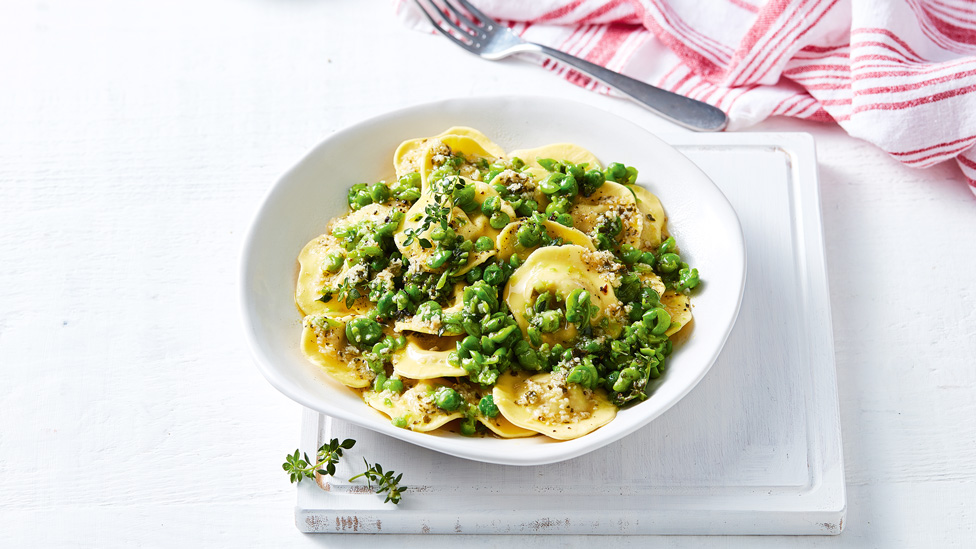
1;1;973;546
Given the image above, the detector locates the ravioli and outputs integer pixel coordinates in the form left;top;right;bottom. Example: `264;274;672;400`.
492;372;616;440
364;379;465;431
301;315;375;388
568;181;644;249
495;219;595;261
391;334;467;379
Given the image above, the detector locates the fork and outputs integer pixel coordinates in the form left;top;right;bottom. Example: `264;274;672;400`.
414;0;728;132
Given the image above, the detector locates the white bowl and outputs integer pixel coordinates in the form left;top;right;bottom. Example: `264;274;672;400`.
240;96;745;466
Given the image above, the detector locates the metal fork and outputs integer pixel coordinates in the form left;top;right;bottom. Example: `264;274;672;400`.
414;0;728;132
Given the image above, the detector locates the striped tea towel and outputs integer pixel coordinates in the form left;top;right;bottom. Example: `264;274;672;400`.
396;0;976;195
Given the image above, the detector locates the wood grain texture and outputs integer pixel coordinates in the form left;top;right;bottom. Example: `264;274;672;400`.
1;0;974;546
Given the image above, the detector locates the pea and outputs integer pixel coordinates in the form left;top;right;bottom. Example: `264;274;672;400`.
545;197;570;217
659;236;677;255
392;417;408;428
459;418;477;436
517;224;541;248
465;266;483;284
482;264;504;286
382;378;404;394
537;309;563;333
554;213;573;227
534;291;552;313
490;325;518;346
398;171;421;189
511;157;525;170
393;290;412;311
481;196;501;217
620;244;642;265
376;292;396;316
582;169;605;195
478;395;499;418
678;267;700;291
489;211;510;230
521;199;539;215
537;158;558;171
369;182;390;203
559;175;578;197
566;362;598;389
605;162;628;182
404;283;422;302
429;226;448;241
345;318;383;348
657;252;681;273
454;185;477;211
566;163;584;180
417;300;442;320
475;236;494;252
372;373;387;392
639;251;656;265
433;387;462;412
461;335;481;353
323;252;344;273
612;367;640;392
642;307;672;336
539;172;566;195
625;166;639;185
565;289;591;324
396;187;421;202
459;239;474;252
527;326;542;346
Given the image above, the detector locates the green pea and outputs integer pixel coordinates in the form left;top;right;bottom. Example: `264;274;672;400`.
427;248;453;269
491;325;518;346
383;378;405;394
474;236;494;252
345;318;383;348
640;287;661;310
677;267;700;291
372;373;387;392
369;182;390;203
657;252;681;273
534;291;552;313
392;417;408;428
489;211;510;230
417;300;442;320
404;283;422;302
359;245;382;257
481;196;501;217
454;185;477;211
517;224;541;248
429;226;448;241
398;171;421;189
555;213;573;227
478;395;499;418
537;309;563;333
559;175;579;197
620;244;642;265
459;418;477;436
433;386;462;412
537;158;558;171
605;162;628;182
459;239;474;252
566;163;584;180
376;292;396;316
625;166;639;185
461;335;481;353
396;187;421;202
612;367;640;392
323;253;344;273
566;362;598;389
539;172;566;195
639;251;656;265
520;199;539;216
527;326;542;347
565;289;591;324
465;266;483;284
394;290;412;311
658;236;677;255
642;307;672;336
480;336;496;354
582;169;605;195
482;264;504;286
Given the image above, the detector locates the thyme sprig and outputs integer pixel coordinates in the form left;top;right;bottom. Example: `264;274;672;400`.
348;458;407;504
282;438;355;483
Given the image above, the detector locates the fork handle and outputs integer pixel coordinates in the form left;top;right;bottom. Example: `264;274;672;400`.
536;45;728;132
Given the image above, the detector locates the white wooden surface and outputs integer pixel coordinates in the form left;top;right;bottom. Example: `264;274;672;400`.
1;0;974;546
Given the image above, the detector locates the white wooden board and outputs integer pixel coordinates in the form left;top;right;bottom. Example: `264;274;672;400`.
295;133;845;535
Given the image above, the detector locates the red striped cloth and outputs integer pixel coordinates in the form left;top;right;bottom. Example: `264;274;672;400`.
397;0;976;195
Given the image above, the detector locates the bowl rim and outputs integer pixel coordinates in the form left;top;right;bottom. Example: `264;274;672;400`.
239;95;746;466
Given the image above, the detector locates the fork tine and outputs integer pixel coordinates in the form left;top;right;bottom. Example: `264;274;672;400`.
452;0;495;29
440;0;483;34
413;0;475;49
430;0;480;39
